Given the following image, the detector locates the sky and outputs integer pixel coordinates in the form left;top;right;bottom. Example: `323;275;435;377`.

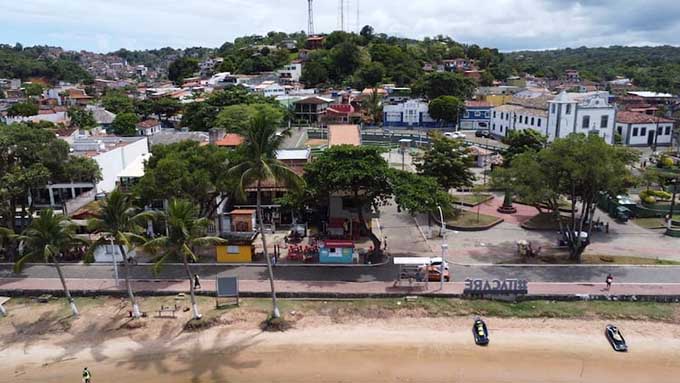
2;0;680;53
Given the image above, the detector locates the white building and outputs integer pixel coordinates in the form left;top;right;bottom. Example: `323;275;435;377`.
616;111;674;147
383;99;438;128
490;91;616;144
71;136;149;193
253;81;286;98
278;63;302;83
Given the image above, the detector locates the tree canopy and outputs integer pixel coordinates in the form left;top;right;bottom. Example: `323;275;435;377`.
415;132;475;191
111;112;139;136
428;96;463;127
501;129;548;166
168;56;199;84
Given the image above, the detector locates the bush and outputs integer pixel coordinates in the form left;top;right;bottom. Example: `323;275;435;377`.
649;190;672;200
642;195;657;205
660;156;675;168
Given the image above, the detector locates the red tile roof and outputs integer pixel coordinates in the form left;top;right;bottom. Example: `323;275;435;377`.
215;133;244;147
136;119;161;129
616;111;674;124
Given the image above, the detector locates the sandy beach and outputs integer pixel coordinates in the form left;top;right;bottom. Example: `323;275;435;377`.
2;298;680;383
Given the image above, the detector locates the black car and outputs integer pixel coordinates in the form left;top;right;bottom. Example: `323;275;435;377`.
472;317;489;346
475;130;491;138
605;324;628;352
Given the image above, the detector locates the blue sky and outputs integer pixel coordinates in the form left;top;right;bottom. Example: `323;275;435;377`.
3;0;680;52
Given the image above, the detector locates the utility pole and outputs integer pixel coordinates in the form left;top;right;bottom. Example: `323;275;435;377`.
338;0;345;31
307;0;314;35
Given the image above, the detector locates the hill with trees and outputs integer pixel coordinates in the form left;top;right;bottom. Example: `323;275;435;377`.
504;45;680;93
0;44;92;83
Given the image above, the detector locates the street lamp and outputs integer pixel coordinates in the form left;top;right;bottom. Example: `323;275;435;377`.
437;205;447;290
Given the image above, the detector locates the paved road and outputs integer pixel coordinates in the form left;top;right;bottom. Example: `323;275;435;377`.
4;263;680;284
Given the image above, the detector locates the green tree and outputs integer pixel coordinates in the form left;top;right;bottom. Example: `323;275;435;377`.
501;134;638;262
102;91;135;114
417;72;476;100
214;104;283;133
151;97;182;124
480;71;495;86
23;83;44;98
304;146;391;250
0;89;5;99
228;109;302;319
111;112;139;136
501;129;548;166
134;141;238;218
300;61;329;87
88;191;152;319
134;99;154;119
389;170;453;216
428;96;463;127
356;62;385;89
362;89;383;125
15;210;85;316
329;42;362;81
68;107;97;130
7;102;38;117
415;132;475;191
168;56;199;84
145;199;225;319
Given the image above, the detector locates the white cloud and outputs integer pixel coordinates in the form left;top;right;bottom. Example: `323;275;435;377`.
2;0;680;51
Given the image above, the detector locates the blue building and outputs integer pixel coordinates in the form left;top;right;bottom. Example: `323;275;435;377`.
460;101;492;130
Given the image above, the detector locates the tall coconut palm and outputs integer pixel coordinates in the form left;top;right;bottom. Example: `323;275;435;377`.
15;209;85;316
87;190;151;319
228;109;303;319
144;199;225;320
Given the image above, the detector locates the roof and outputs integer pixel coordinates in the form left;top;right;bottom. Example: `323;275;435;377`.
229;209;256;215
219;232;258;244
276;148;311;161
86;106;116;124
616;111;674;124
493;104;548;118
328;124;361;147
294;96;333;105
136;119;161;129
327;104;354;114
66;89;92;99
215;133;244;147
628;91;675;98
465;101;492;108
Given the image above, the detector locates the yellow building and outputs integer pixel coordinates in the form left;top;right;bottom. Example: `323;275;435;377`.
215;232;259;263
481;94;514;107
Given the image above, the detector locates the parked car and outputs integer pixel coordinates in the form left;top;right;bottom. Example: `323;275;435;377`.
605;324;628;352
472;317;489;346
444;131;465;139
475;130;491;138
419;265;450;282
430;257;449;270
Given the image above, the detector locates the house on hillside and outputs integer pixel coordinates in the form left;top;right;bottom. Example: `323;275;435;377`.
136;119;162;136
383;98;440;128
293;96;332;123
461;101;492;130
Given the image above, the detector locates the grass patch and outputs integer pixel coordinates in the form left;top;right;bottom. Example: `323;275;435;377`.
582;254;680;265
446;210;499;227
521;212;571;231
452;193;493;206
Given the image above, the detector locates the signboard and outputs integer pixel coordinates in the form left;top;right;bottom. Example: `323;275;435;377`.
216;277;239;307
463;278;528;295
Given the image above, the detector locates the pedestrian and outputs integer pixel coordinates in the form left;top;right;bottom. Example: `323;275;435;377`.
383;236;388;251
193;274;201;290
272;253;277;266
605;222;609;234
605;273;613;291
82;367;92;383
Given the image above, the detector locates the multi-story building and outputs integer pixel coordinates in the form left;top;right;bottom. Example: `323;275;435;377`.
490;91;616;144
277;62;303;83
461;101;491;130
383;98;439;128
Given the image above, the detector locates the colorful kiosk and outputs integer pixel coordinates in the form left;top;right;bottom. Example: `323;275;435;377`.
215;232;258;263
318;240;356;264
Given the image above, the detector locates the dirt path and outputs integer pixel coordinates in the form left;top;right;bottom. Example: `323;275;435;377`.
2;316;680;383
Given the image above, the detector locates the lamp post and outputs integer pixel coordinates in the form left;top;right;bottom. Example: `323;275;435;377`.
437;205;447;290
669;177;678;229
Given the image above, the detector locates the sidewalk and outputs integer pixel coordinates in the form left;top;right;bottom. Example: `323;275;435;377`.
3;277;680;298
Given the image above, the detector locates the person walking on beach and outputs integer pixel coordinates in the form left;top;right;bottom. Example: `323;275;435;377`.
82;367;92;383
605;273;613;291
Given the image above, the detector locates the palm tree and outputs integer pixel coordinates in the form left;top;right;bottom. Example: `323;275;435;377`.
15;209;85;316
87;190;151;319
145;199;225;320
228;109;302;319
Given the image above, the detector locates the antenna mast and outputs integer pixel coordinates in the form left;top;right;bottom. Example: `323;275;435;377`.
307;0;314;35
338;0;345;31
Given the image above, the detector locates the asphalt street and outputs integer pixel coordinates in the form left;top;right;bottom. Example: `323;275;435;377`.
4;263;680;283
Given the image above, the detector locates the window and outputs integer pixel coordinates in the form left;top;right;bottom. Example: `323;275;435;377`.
600;115;609;129
537;118;542;127
519;116;523;123
551;104;556;113
492;123;496;130
227;246;240;254
500;112;504;119
475;111;480;117
641;127;647;136
500;126;503;133
507;113;510;121
566;104;572;114
493;111;496;118
665;126;671;135
531;117;535;126
632;127;638;136
582;115;590;129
